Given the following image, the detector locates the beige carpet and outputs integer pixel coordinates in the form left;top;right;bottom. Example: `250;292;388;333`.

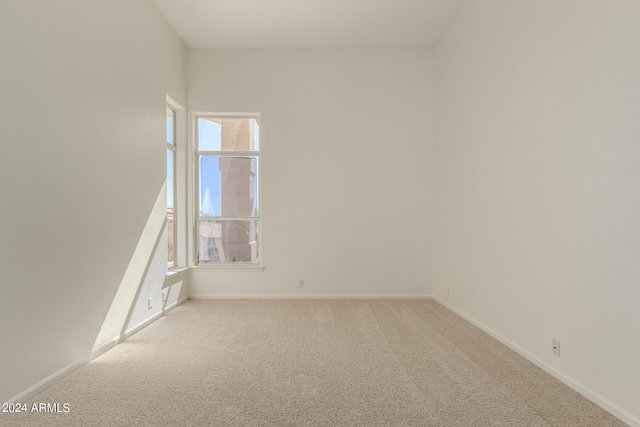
1;299;627;426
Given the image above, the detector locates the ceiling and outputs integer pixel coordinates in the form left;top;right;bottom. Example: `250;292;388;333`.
153;0;468;49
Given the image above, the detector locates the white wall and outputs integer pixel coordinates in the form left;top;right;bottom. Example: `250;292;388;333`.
188;49;434;297
434;0;640;424
0;0;186;404
125;225;187;334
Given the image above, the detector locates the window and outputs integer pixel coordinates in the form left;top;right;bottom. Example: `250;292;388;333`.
196;115;260;265
166;106;177;268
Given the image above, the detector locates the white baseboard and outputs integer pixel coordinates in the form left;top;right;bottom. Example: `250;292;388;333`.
3;296;188;410
433;296;639;427
4;358;86;408
95;295;188;359
90;336;121;361
124;295;188;337
189;294;433;300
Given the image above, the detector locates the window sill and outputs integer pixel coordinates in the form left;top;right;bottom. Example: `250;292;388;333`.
167;267;189;277
164;267;188;288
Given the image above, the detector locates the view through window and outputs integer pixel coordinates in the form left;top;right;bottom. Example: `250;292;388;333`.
196;116;260;265
166;106;176;268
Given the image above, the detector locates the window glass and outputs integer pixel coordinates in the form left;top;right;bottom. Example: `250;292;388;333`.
198;118;222;151
253;120;260;151
196;115;260;265
198;219;258;263
166;105;177;268
200;156;258;217
167;150;174;209
198;118;259;151
166;107;175;145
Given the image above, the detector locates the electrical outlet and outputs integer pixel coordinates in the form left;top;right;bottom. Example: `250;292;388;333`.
148;297;153;310
161;289;168;302
552;339;560;357
299;280;304;288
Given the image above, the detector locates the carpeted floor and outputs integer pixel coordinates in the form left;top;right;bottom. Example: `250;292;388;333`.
1;299;627;426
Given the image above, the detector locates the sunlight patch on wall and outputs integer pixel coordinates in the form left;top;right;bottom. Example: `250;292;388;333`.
92;181;167;351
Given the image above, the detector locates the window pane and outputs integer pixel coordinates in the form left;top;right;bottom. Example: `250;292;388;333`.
167;150;174;209
198;220;258;264
167;210;175;267
167;148;175;267
200;156;258;217
198;118;259;151
198;118;222;151
253;120;260;151
166;107;175;145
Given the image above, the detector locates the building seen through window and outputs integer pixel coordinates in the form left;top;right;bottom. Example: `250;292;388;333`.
197;116;260;264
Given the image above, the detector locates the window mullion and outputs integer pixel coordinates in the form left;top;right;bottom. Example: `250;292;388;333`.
197;150;258;157
198;217;257;221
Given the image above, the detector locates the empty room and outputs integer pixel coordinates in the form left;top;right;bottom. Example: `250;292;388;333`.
1;0;639;425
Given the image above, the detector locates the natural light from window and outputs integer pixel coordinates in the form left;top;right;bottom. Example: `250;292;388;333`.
196;116;260;265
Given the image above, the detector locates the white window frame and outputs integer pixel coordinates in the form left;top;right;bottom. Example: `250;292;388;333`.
193;113;262;269
166;95;187;272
